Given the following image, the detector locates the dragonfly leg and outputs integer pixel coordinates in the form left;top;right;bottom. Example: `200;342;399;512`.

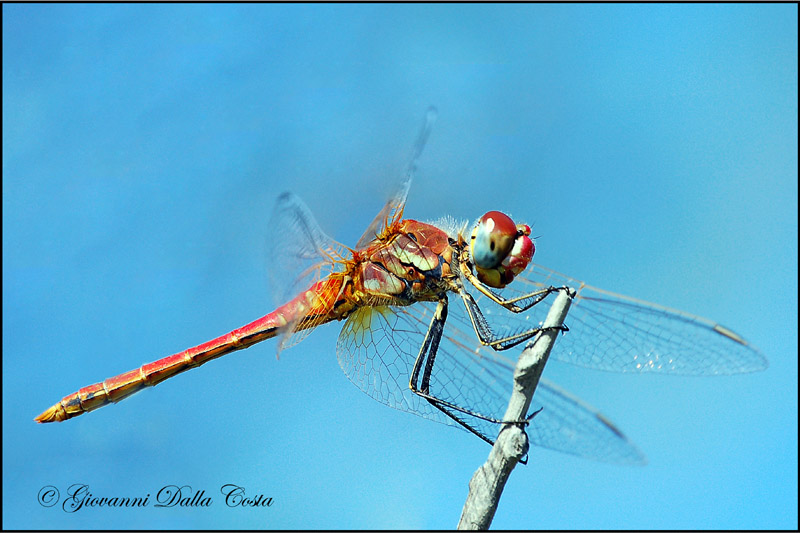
508;407;543;465
459;262;576;313
408;297;531;445
459;287;569;351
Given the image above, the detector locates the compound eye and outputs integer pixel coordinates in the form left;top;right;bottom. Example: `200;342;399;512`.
470;211;517;269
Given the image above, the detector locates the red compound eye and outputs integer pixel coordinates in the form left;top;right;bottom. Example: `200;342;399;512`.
470;211;517;269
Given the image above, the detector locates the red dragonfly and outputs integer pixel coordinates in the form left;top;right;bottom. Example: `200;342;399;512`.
35;109;767;464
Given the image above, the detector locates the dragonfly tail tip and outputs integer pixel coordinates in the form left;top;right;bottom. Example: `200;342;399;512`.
34;404;66;424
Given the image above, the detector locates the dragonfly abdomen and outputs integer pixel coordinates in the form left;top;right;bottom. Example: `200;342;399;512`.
34;279;347;423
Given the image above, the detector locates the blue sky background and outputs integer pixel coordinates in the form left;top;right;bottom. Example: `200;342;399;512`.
3;4;797;529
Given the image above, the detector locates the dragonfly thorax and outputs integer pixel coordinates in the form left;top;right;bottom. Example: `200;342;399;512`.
352;219;458;305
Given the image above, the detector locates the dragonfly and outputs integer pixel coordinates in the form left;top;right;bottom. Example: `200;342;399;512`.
35;108;767;465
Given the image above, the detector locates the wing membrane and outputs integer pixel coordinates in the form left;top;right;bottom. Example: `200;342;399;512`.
355;107;437;249
336;300;644;464
265;192;349;351
473;263;767;375
532;379;645;464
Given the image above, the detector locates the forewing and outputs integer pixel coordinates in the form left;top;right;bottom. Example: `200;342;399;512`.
355;107;437;249
470;263;767;375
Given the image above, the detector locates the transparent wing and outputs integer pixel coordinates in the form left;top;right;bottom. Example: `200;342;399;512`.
336;300;644;464
532;379;645;464
354;107;438;249
472;263;767;375
265;192;349;350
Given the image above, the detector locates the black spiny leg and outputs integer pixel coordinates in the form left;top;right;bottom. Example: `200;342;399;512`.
459;260;576;313
409;297;521;445
460;287;570;351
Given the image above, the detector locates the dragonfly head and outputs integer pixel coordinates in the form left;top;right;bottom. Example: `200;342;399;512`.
470;211;535;288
